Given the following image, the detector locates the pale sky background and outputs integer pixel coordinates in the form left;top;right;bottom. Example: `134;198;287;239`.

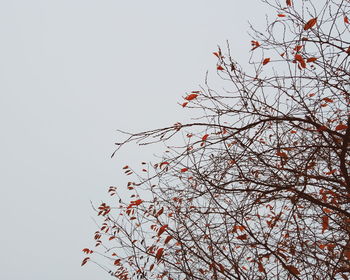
0;1;271;279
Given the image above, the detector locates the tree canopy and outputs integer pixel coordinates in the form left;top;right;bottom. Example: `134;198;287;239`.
83;0;350;279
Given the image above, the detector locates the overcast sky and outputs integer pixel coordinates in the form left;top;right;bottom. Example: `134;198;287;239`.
0;1;271;279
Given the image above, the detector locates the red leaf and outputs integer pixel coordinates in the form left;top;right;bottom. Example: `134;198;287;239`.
286;0;292;6
307;57;317;63
317;126;328;132
322;216;329;233
286;265;300;275
217;65;224;71
294;45;303;52
158;224;168;237
213;52;220;58
336;123;348;131
278;14;286;17
123;165;129;169
202;134;209;141
114;259;121;265
81;257;90;266
180;168;188;173
262;58;270;65
276;151;288;158
155;248;164;261
323;97;333;103
345;16;349;24
236;234;248;240
82;248;93;254
164;235;173;244
304;18;317;30
185;94;198;101
160;162;169;168
251;40;261;50
258;262;265;273
182;102;188;107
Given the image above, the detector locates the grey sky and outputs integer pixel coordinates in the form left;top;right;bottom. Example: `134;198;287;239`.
0;1;270;279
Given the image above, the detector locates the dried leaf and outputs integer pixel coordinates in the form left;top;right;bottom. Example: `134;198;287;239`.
164;235;173;244
286;0;292;6
286;265;300;275
202;134;209;141
81;257;90;266
158;224;168;236
323;97;333;103
345;16;349;24
307;57;317;63
185;94;198;101
322;216;329;233
182;102;188;107
262;58;271;65
278;14;286;17
155;248;164;261
304;18;317;30
336;123;348;131
217;65;224;71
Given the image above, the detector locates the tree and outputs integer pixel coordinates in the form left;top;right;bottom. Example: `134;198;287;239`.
82;0;350;279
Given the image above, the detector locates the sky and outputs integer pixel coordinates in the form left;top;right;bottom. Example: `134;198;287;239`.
0;1;270;279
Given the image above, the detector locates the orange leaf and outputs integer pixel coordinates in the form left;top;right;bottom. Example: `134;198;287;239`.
158;224;168;236
304;18;317;30
336;123;348;131
202;134;209;141
322;216;329;233
185;94;198;101
262;58;270;65
345;16;349;24
180;168;188;173
213;52;220;58
307;57;317;63
217;65;224;71
286;265;300;275
81;257;90;266
155;248;164;261
164;235;173;244
286;0;292;6
251;40;261;50
114;259;121;265
278;14;286;17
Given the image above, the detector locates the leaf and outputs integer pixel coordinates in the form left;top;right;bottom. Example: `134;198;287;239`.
278;14;286;17
276;151;288;158
286;265;300;275
114;259;121;265
322;216;329;233
294;45;303;52
304;18;317;30
155;248;164;261
160;162;169;169
164;235;173;244
345;16;349;24
213;52;220;58
236;234;248;240
258;262;265;273
217;65;224;71
251;40;261;50
336;123;348;131
307;57;317;63
123;165;129;169
182;102;188;107
323;97;333;103
262;58;270;65
81;257;90;266
185;94;198;101
82;248;93;254
286;0;292;6
202;134;209;141
180;168;188;173
317;126;328;132
158;224;168;236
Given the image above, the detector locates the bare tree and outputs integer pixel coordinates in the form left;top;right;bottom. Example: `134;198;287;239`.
82;0;350;279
